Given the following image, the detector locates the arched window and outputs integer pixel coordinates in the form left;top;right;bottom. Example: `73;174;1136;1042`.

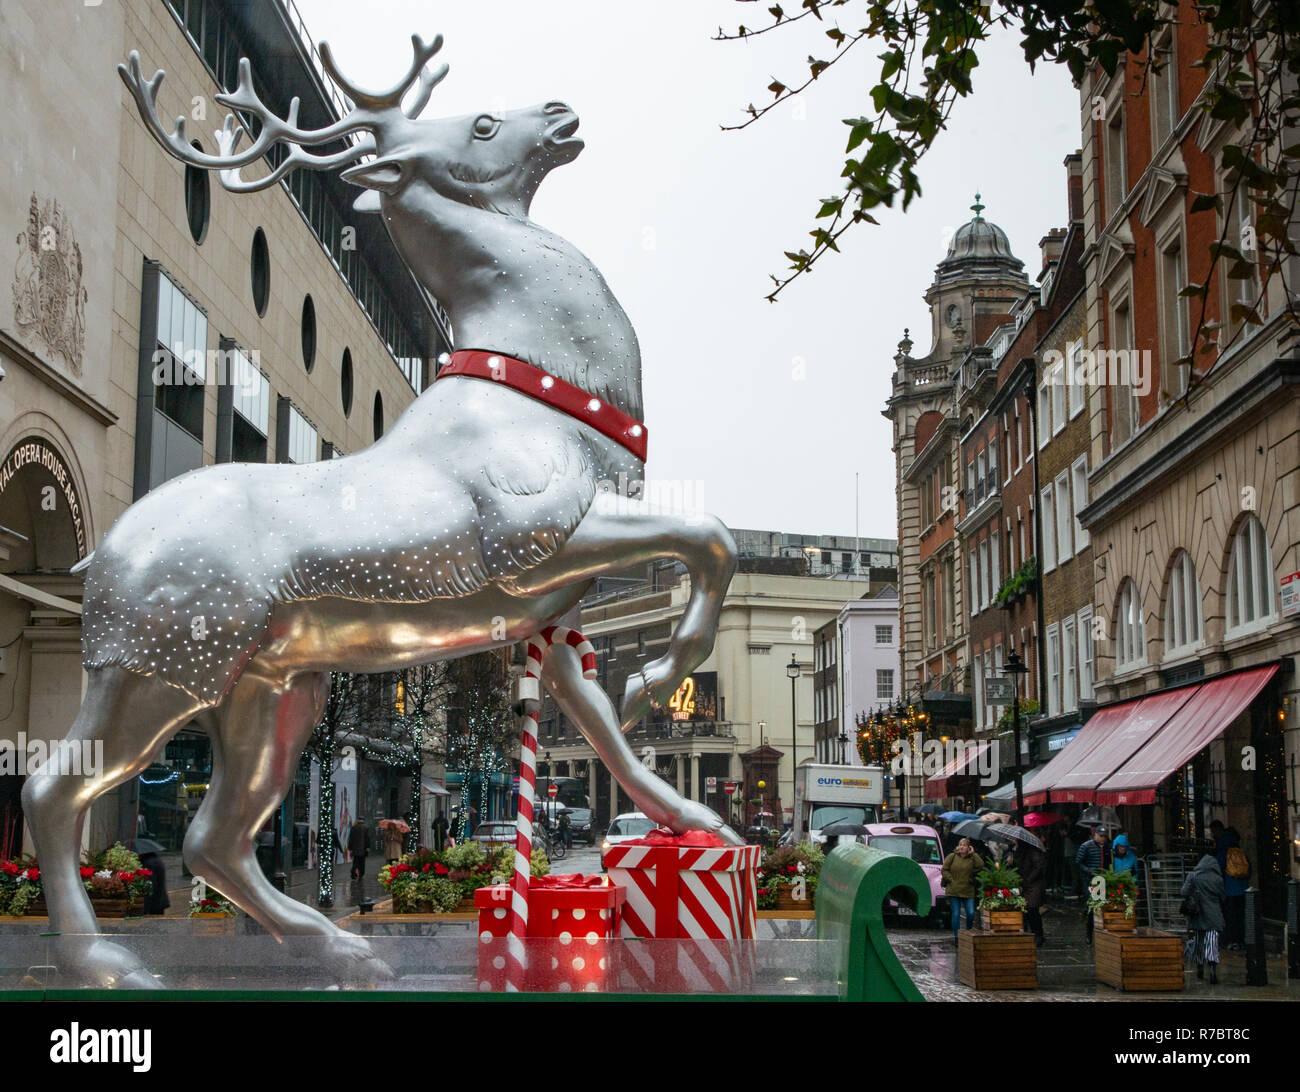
1226;514;1274;631
1115;578;1144;667
1163;550;1201;655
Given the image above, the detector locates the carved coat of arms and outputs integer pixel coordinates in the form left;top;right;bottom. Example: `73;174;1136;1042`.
12;193;87;374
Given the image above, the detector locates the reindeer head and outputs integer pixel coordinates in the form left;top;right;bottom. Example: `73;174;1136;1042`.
118;34;582;219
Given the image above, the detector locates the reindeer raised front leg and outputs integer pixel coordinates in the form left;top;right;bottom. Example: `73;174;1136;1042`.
513;500;741;842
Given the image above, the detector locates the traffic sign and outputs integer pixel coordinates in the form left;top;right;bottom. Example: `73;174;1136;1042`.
547;783;558;798
723;781;737;796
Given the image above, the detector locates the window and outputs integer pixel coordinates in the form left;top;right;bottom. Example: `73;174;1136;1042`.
1078;606;1094;700
1105;102;1127;218
1226;515;1274;632
1115;578;1145;668
250;228;270;318
923;568;938;648
1158;233;1190;396
1223;178;1261;341
1109;297;1138;445
841;553;852;573
1151;34;1179;147
1040;484;1057;572
876;669;895;701
1037;380;1052;449
301;295;317;373
987;443;999;491
1012;406;1022;470
184;141;210;245
969;549;980;618
1067;341;1086;419
1046;623;1061;716
978;540;989;611
973;655;985;731
1055;470;1073;563
284;403;318;465
1051;362;1068;436
1071;455;1090;550
976;449;987;503
1164;550;1201;654
875;625;893;645
1062;616;1078;713
990;533;1000;596
942;556;955;640
373;391;384;440
229;346;269;435
341;348;354;415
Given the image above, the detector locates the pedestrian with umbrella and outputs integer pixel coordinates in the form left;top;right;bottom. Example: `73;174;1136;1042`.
1007;831;1048;947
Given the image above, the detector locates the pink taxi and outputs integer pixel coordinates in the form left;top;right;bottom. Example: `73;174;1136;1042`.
862;823;948;926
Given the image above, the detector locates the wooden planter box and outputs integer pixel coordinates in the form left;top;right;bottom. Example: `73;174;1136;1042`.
24;898;47;917
1095;927;1184;991
775;885;814;912
191;913;236;935
958;930;1037;990
89;897;138;918
979;909;1024;933
1094;908;1137;933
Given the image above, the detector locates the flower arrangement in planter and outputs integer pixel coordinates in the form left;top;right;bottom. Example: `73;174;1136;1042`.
993;557;1038;609
380;841;549;913
976;861;1026;931
1086;867;1138;932
0;856;43;917
188;893;236;918
79;843;153;916
757;842;823;911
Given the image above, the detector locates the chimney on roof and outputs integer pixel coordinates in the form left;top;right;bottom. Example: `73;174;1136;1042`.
1039;228;1067;278
1064;150;1083;223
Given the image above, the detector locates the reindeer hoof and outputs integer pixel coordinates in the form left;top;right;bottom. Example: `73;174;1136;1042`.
322;934;396;988
670;801;744;846
59;938;163;990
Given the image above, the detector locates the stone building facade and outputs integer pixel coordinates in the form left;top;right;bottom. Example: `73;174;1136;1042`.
0;0;449;854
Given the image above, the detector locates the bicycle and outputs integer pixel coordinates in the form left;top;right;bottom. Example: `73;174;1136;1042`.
537;824;568;862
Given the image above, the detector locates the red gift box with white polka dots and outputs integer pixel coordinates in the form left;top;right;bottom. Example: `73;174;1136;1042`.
474;874;625;992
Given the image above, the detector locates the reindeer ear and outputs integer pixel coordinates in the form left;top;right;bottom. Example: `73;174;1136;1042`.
352;190;383;214
340;155;406;194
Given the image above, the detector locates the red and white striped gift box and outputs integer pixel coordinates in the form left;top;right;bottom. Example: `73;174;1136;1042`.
604;830;760;940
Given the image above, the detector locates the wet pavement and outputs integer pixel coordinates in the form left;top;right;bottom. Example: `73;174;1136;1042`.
891;900;1300;1001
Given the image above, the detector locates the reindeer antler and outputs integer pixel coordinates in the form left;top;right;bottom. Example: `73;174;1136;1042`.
319;33;448;116
117;33;448;193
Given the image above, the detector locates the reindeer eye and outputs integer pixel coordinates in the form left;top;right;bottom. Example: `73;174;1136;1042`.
472;115;500;140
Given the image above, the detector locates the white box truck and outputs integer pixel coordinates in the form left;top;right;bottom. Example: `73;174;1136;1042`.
792;763;885;845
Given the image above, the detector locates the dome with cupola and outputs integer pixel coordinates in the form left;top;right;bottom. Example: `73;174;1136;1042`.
934;195;1025;284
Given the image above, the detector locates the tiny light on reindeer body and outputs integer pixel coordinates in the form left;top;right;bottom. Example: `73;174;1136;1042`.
25;31;743;989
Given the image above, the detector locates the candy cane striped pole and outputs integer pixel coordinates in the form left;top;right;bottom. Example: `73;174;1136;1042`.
507;625;598;991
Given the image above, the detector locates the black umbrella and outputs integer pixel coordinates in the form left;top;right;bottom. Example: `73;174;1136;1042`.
821;823;869;839
128;838;166;855
915;802;943;815
984;823;1045;851
952;819;995;841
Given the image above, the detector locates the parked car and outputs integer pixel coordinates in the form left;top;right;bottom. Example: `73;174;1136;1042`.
862;822;947;927
562;806;594;845
470;822;516;850
600;811;657;869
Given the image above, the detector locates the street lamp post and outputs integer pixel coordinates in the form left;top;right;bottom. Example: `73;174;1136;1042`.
837;731;849;765
544;749;552;832
787;653;800;836
1004;646;1030;814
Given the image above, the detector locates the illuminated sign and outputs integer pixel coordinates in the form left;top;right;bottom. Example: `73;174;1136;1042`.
661;671;718;723
0;437;87;557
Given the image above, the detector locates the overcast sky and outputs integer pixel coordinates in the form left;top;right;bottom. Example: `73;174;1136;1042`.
298;0;1081;541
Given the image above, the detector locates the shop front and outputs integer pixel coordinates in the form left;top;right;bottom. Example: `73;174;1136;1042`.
1020;664;1290;915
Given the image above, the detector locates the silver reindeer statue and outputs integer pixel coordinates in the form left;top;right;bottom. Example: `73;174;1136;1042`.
24;34;740;988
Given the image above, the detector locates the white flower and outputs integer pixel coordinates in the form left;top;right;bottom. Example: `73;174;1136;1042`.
796;862;805;874
94;869;113;880
1012;887;1020;895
